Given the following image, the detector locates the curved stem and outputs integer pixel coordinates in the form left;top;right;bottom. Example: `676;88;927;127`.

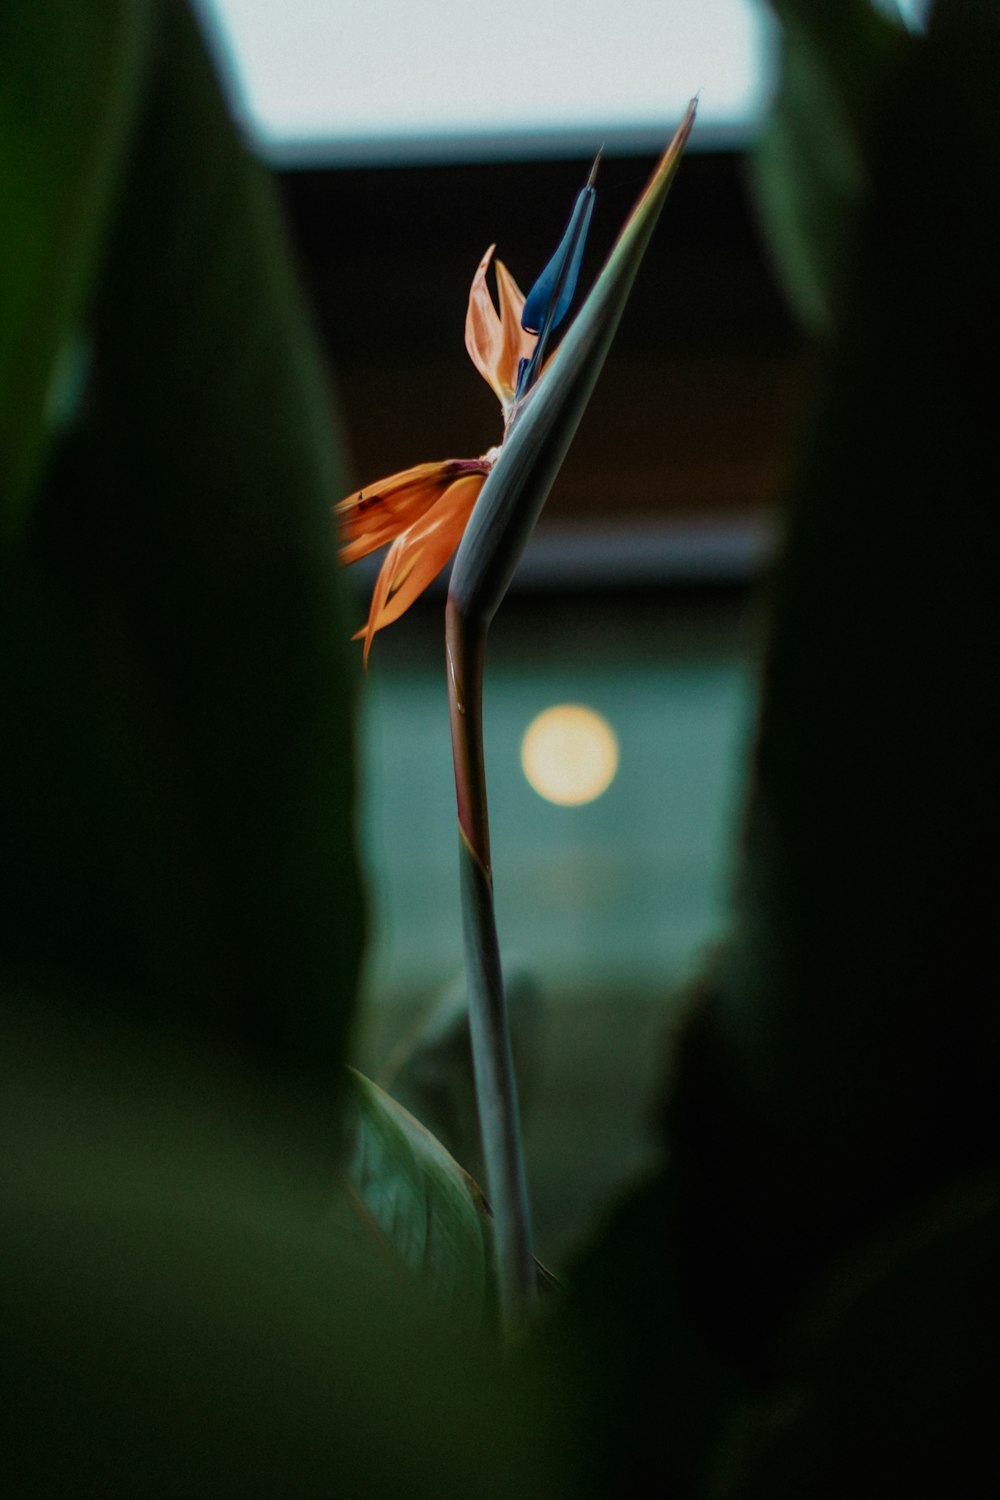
445;596;534;1336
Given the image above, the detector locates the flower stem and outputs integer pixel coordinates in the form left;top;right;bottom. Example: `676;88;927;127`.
445;597;534;1336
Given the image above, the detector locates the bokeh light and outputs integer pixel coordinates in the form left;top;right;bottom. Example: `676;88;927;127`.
521;704;619;806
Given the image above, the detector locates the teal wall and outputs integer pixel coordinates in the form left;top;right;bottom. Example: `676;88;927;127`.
356;601;754;1008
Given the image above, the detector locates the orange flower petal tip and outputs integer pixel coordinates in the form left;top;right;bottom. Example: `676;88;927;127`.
353;472;486;666
465;248;536;414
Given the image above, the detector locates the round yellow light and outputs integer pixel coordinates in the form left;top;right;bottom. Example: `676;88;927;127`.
520;704;619;806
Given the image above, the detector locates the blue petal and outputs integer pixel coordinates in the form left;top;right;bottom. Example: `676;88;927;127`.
520;161;599;337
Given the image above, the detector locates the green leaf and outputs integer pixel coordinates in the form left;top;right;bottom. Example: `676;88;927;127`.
0;1;363;1082
713;0;1000;1224
655;0;1000;1367
554;1;1000;1485
344;1068;495;1326
0;0;153;533
752;0;908;334
1;998;563;1498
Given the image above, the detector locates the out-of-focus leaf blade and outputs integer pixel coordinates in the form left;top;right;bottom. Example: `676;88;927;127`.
643;0;1000;1376
697;0;1000;1310
0;1;152;532
344;1068;495;1326
2;997;563;1497
752;0;908;333
0;1;363;1082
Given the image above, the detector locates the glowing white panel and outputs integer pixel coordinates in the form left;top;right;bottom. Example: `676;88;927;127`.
196;0;777;163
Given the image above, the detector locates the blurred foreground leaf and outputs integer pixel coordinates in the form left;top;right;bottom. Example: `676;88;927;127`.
553;0;1000;1487
1;999;560;1497
0;1;152;531
1;6;567;1493
0;1;363;1081
344;1068;495;1327
683;0;1000;1351
752;0;908;333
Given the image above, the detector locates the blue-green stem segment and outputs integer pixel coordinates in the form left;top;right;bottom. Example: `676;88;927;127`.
446;603;535;1335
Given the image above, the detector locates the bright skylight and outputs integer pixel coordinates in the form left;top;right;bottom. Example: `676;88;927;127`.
196;0;779;164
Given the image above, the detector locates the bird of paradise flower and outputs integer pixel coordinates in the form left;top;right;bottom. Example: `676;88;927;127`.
336;100;697;1336
336;156;597;664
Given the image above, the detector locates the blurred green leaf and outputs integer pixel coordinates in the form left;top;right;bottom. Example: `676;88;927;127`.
752;0;908;333
344;1068;496;1327
554;0;1000;1485
695;0;1000;1329
0;1;363;1081
2;998;562;1497
0;0;152;531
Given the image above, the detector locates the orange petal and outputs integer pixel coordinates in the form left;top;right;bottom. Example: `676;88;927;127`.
355;474;486;665
335;459;486;564
494;259;529;346
464;247;536;411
